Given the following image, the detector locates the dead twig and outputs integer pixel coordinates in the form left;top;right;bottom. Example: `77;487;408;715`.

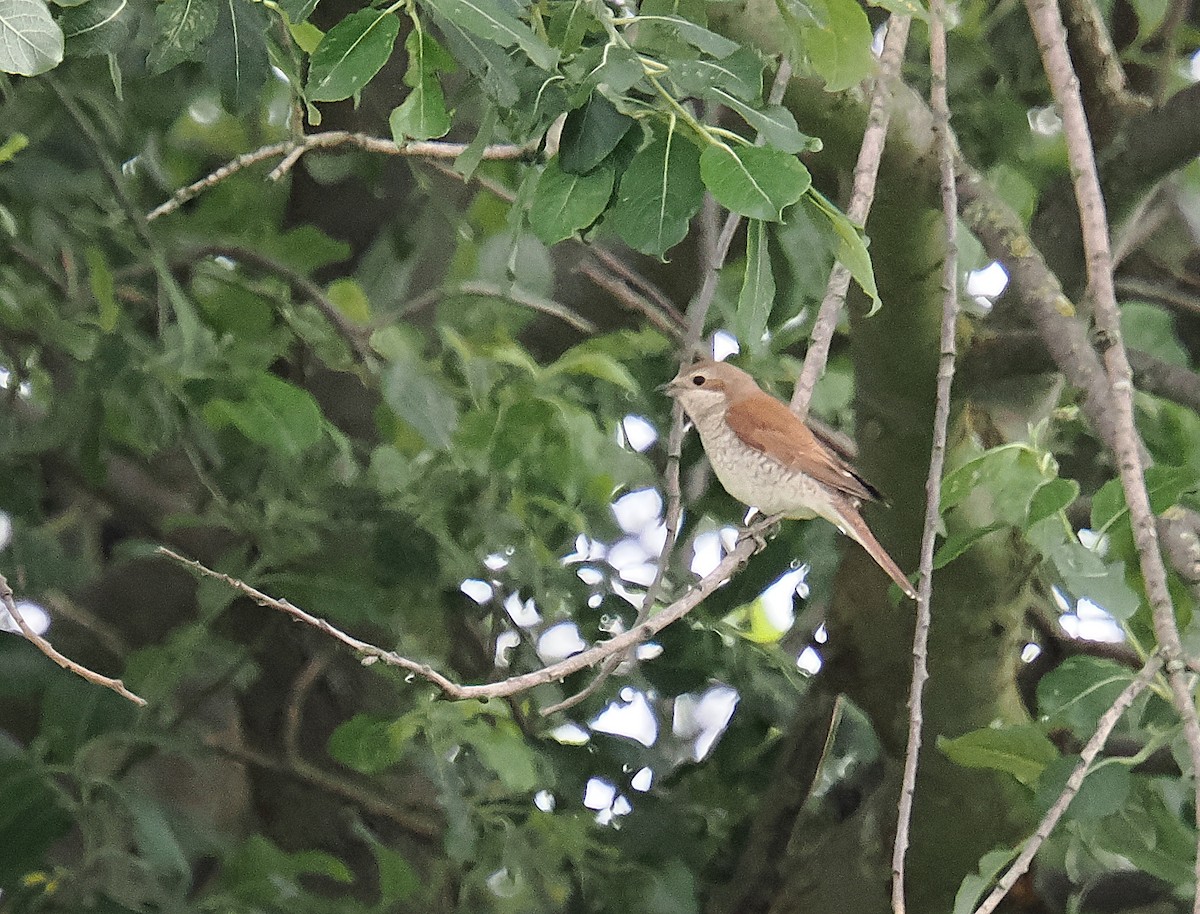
1;574;146;707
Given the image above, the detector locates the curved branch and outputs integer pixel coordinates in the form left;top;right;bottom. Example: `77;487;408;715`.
1024;4;1200;910
1;574;146;706
792;17;912;417
159;534;761;702
147;133;535;222
175;244;374;363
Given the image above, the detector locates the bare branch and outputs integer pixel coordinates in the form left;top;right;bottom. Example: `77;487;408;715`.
1;574;146;707
201;732;442;840
792;17;912;417
972;654;1164;914
176;244;375;363
147;133;535;222
892;8;958;911
159;538;758;703
1024;3;1200;910
401;280;598;335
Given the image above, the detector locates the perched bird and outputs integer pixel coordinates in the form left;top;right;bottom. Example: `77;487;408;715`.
663;358;918;600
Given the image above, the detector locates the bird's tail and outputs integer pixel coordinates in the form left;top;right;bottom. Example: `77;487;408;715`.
829;500;918;601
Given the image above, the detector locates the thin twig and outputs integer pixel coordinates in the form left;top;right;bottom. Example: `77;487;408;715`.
1024;3;1200;911
577;262;686;339
401;280;597;334
792;17;912;417
588;246;686;327
201;733;442;839
147;132;534;222
1;574;146;706
891;9;957;912
178;244;374;363
972;654;1164;914
159;540;758;702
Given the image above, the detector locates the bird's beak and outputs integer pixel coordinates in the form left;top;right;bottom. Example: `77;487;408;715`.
657;376;684;396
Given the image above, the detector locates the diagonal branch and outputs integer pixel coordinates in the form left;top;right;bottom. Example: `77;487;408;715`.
158;537;759;703
792;16;912;417
1023;3;1200;912
972;654;1165;914
1;574;146;707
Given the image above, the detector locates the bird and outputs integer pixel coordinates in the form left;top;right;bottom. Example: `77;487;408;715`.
663;358;918;600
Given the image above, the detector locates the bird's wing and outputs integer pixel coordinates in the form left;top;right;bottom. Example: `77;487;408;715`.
725;394;881;503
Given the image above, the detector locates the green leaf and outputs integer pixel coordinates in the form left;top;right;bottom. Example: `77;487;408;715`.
288;18;321;52
59;0;130;57
306;9;401;102
431;10;520;105
0;0;63;74
710;90;818;153
606;126;704;257
381;352;460;451
0;131;27;165
699;143;810;221
798;0;873;91
546;0;589;55
952;849;1018;914
636;14;739;57
278;0;317;24
205;0;270;112
1095;784;1198;885
328;714;409;774
558;91;635;175
1037;657;1135;735
807;191;881;312
1035;756;1130;820
454;104;496;179
939;723;1059;786
867;0;928;20
670;47;763;102
390;75;451;141
419;0;558;69
85;246;118;331
546;349;638;392
202;373;325;458
529;158;614;245
575;42;643;93
470;724;540;792
736;219;775;352
1122;301;1189;367
1049;540;1141;619
326;278;371;322
1026;477;1079;527
405;22;456;79
147;0;216;73
933;522;1005;568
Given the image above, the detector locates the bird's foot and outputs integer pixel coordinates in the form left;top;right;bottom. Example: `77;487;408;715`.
739;513;784;555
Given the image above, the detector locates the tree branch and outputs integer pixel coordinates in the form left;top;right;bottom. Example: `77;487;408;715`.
147;133;535;222
892;8;958;910
158;537;760;703
1059;0;1149;144
1024;4;1200;911
792;16;912;417
1;573;146;706
175;244;375;363
972;654;1165;914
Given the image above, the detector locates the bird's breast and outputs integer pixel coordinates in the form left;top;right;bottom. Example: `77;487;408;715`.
690;412;830;520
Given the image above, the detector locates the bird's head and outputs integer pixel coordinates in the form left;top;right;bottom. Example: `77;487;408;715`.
661;358;759;417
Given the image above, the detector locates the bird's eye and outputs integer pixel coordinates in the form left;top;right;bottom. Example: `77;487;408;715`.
692;375;706;386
